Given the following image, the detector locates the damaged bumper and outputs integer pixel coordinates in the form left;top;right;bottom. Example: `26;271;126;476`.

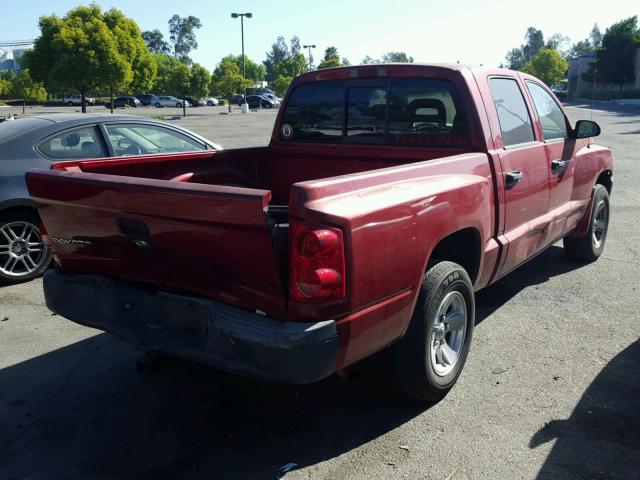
43;270;338;384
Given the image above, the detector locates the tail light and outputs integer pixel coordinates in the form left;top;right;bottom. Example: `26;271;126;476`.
289;223;346;302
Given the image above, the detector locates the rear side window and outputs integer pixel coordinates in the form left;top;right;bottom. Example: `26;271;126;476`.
281;78;469;147
106;124;206;156
489;78;535;147
38;126;106;160
281;81;344;142
526;82;567;140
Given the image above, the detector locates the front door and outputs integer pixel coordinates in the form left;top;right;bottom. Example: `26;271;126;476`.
486;76;550;276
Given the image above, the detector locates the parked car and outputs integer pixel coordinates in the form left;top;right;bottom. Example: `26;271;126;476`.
260;93;281;106
154;96;191;108
202;97;219;106
0;114;221;285
135;94;160;106
230;94;245;104
244;95;276;109
184;97;206;107
62;94;95;106
27;65;612;402
104;96;141;109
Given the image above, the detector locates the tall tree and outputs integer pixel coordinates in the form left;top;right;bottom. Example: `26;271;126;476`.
381;51;414;63
264;36;289;83
190;63;210;98
596;16;640;87
290;36;302;56
361;55;379;64
317;46;342;69
210;58;251;112
522;27;545;60
152;53;182;95
22;5;130;113
545;33;569;55
505;47;527;70
590;24;603;49
168;63;191;116
567;39;593;58
10;69;47;113
522;48;568;86
142;29;170;54
168;15;202;64
218;54;265;82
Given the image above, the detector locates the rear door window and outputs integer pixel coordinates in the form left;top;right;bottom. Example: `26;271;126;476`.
38;126;106;160
280;81;344;142
489;77;535;147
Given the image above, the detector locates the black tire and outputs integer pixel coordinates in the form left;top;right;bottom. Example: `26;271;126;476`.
155;103;161;108
0;211;52;285
176;103;182;108
389;261;475;403
67;101;73;106
563;184;610;262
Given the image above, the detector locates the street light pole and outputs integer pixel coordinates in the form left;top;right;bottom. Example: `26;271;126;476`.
231;12;252;105
303;44;316;70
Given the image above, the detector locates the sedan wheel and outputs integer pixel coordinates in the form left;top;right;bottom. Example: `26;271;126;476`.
0;214;51;284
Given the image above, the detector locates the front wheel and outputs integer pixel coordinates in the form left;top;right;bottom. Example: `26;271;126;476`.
0;212;52;285
563;184;610;262
389;261;475;403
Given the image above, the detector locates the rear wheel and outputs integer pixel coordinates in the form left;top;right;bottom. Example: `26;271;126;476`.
155;102;161;108
388;261;475;402
0;212;52;285
564;184;610;262
67;101;73;106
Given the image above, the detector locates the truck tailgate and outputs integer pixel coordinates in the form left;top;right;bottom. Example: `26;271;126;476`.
26;169;286;318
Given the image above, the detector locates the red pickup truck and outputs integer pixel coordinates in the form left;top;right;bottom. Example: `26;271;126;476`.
26;64;612;402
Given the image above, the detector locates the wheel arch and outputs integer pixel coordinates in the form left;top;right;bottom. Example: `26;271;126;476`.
425;227;482;285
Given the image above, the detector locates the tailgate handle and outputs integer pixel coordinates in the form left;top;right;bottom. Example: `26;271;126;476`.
117;218;150;240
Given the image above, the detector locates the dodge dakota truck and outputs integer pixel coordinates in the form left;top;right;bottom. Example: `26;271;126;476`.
26;64;613;402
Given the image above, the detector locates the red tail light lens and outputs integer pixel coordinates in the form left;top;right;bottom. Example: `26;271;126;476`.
290;223;345;302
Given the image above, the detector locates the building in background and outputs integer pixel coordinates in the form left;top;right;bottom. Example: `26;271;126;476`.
0;41;34;73
568;47;640;99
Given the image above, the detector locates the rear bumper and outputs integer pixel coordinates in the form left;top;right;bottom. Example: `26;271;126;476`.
43;271;338;384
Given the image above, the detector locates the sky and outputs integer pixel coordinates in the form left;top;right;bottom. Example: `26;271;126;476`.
3;0;638;71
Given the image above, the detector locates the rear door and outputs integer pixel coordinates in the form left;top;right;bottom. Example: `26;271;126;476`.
26;169;287;318
484;76;550;276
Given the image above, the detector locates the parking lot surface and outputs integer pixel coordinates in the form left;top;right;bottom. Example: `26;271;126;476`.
0;103;638;480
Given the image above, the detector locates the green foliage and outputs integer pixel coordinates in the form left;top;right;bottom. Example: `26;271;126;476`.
9;69;47;112
381;51;414;63
152;53;182;94
361;55;378;64
0;78;10;97
505;27;547;69
24;5;153;107
590;24;603;49
218;54;265;82
189;63;210;98
103;8;156;93
596;16;640;86
522;48;568;86
568;39;593;58
142;29;170;54
210;59;252;98
168;63;191;97
263;36;306;83
168;15;202;64
273;75;293;97
317;46;342;69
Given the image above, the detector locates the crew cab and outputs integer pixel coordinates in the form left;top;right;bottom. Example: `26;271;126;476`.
26;64;612;402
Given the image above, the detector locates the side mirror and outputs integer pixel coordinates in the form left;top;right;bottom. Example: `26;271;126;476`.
572;120;601;139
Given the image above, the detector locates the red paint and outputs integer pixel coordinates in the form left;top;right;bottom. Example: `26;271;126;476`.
27;64;613;372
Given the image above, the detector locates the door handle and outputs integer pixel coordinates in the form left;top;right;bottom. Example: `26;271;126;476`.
505;170;523;188
551;159;568;173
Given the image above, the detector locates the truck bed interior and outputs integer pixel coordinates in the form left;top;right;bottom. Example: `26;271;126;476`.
55;144;474;205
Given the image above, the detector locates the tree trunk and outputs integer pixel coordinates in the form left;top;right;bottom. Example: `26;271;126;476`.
22;97;26;114
80;89;86;114
228;96;231;113
182;98;186;117
110;88;114;114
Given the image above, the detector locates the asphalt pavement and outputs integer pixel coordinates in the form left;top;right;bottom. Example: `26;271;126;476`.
0;102;638;480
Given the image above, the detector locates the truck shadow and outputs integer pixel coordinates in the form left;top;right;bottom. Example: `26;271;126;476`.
0;245;588;480
475;245;585;325
530;340;640;479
